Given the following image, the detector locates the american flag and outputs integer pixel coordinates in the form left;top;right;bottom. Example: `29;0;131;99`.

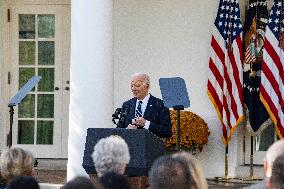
207;0;244;144
260;0;284;138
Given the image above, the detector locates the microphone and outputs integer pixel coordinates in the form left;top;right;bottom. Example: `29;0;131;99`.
112;108;122;125
112;105;130;128
112;108;122;119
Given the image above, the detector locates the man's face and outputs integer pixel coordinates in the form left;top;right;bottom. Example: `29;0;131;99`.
131;76;149;100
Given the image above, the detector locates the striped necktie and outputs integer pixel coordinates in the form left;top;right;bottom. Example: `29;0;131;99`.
135;100;143;117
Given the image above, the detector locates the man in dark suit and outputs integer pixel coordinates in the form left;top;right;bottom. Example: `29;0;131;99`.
121;73;172;138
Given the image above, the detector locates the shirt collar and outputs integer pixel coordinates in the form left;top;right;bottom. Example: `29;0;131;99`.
138;93;150;104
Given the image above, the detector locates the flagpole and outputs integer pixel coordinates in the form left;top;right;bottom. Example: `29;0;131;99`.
225;143;229;179
250;136;254;179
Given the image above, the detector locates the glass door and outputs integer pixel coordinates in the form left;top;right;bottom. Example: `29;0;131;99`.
9;3;70;158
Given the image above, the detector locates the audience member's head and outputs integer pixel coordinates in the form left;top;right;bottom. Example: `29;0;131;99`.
92;135;130;177
7;176;39;189
149;155;190;189
0;147;35;181
99;172;130;189
264;139;284;177
61;176;96;189
268;153;284;189
173;151;208;189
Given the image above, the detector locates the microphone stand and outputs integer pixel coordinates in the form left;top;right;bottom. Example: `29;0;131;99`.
8;105;15;148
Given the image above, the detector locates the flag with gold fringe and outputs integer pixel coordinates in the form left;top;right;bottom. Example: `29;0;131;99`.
207;0;244;144
260;0;284;138
243;0;270;135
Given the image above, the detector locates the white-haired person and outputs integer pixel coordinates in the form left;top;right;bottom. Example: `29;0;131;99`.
92;135;130;177
120;73;172;138
268;153;284;189
243;139;284;189
0;147;35;189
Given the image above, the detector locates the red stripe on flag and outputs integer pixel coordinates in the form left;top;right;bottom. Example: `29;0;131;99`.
264;38;284;84
261;62;284;114
208;81;223;115
223;55;239;121
260;83;284;137
209;58;224;88
211;36;225;63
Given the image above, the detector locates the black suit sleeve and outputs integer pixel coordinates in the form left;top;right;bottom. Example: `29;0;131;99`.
147;101;172;138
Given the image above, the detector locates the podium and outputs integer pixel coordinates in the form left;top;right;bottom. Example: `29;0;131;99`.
83;128;166;189
83;128;165;176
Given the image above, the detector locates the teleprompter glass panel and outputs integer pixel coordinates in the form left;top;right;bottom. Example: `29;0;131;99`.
37;121;53;144
19;14;35;39
18;120;34;144
19;41;35;65
38;15;55;38
37;94;54;118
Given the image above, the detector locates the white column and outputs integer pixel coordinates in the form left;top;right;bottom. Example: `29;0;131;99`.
67;0;113;180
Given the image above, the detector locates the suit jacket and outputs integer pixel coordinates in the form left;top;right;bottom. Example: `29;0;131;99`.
121;94;172;138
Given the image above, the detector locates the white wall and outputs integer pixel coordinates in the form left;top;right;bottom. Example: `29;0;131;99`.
113;0;247;178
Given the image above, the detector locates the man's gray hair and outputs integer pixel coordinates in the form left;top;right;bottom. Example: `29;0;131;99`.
0;147;34;180
92;135;130;177
173;151;208;189
149;155;190;189
270;153;284;189
131;73;150;88
266;139;284;166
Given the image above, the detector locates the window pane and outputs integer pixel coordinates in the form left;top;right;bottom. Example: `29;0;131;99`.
18;94;35;118
19;68;35;90
37;94;54;118
255;124;275;151
19;14;35;39
37;121;53;144
18;120;34;144
38;41;54;65
38;68;54;92
38;15;55;38
19;41;35;65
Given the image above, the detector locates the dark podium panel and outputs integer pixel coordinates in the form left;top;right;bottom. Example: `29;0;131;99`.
83;128;166;176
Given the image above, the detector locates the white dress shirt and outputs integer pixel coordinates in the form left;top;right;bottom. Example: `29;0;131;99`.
135;93;151;129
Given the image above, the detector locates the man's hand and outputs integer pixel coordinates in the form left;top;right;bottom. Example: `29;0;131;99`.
132;117;146;127
126;124;137;129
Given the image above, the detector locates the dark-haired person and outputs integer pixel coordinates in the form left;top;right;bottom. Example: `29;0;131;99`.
99;172;130;189
7;176;39;189
61;176;98;189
